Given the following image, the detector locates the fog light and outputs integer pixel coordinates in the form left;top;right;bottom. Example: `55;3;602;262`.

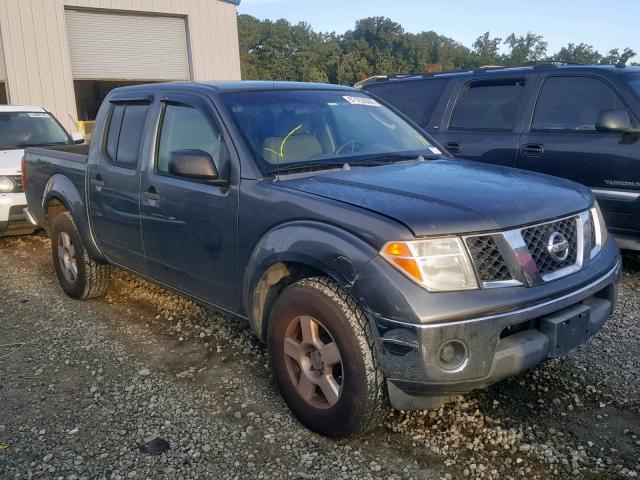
436;340;468;371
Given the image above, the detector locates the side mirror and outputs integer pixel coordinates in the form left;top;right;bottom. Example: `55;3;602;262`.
596;110;639;134
168;149;223;183
71;131;85;144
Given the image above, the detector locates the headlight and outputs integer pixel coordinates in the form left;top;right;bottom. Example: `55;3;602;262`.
0;176;16;193
381;238;478;292
590;201;608;255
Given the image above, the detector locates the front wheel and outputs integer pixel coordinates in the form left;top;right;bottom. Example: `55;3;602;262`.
51;211;111;299
267;277;389;437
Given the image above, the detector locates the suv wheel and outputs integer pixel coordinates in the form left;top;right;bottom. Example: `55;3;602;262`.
51;212;111;299
268;277;389;437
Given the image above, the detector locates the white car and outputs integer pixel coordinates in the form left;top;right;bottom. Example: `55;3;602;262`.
0;105;84;237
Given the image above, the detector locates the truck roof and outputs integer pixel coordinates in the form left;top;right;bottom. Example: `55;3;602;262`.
109;80;357;96
0;105;47;113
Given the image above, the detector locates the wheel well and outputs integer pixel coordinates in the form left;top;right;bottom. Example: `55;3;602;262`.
252;261;326;341
46;198;69;231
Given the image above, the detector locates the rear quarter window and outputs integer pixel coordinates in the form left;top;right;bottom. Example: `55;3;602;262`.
365;78;448;128
104;103;149;166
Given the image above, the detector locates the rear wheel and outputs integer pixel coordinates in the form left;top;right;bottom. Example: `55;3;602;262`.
51;212;111;299
268;277;389;437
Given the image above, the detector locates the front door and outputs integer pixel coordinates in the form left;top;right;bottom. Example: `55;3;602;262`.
140;92;239;310
517;75;640;239
87;99;151;272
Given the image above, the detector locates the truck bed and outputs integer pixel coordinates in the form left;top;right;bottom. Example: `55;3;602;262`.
24;144;89;228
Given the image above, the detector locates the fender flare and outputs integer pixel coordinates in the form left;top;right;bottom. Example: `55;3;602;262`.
42;174;106;262
242;220;379;338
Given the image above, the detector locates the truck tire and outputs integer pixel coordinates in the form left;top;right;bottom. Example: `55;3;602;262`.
51;211;111;299
267;277;389;437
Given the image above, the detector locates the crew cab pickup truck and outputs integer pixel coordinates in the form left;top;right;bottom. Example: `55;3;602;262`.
24;81;621;438
358;64;640;250
0;105;84;237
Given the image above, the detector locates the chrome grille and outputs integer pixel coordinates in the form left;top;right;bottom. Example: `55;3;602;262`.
464;211;592;288
465;236;512;282
521;216;578;275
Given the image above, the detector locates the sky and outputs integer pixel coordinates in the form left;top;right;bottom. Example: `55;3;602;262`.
238;0;639;62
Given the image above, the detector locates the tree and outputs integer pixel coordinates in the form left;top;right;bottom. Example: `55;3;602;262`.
236;14;638;85
554;43;602;64
501;32;548;65
601;47;637;65
473;32;502;66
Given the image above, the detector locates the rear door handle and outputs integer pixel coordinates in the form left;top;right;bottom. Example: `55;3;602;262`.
444;142;462;154
90;175;104;191
520;144;544;157
142;186;160;206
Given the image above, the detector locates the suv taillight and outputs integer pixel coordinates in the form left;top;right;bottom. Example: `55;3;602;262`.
21;155;26;191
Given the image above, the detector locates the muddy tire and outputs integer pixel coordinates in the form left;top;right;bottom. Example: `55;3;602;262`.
51;211;111;299
267;277;389;438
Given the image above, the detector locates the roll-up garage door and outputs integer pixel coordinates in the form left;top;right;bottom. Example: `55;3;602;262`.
65;9;190;81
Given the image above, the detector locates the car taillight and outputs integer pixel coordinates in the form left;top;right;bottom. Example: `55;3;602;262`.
21;155;27;191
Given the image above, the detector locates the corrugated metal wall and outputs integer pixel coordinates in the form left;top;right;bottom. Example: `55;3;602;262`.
65;10;190;81
0;30;5;80
0;0;241;131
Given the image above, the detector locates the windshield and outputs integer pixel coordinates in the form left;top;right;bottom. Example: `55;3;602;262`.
625;73;640;100
0;111;71;150
221;89;436;173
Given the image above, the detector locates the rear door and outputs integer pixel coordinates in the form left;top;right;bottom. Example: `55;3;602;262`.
87;96;151;272
140;91;240;310
517;74;640;239
436;78;529;167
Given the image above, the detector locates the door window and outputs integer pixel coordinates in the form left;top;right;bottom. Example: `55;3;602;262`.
449;79;525;131
532;76;627;132
157;104;222;174
104;103;149;166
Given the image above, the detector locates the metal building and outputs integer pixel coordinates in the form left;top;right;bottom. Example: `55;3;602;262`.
0;0;242;131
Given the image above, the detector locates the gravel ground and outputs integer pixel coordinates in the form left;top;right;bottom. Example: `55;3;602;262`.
0;235;638;480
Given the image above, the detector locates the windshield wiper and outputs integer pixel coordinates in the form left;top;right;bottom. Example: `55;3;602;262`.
270;162;349;175
16;142;68;149
354;153;435;166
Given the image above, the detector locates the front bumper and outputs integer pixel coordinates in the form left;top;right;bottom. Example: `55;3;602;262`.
354;240;622;410
0;193;36;237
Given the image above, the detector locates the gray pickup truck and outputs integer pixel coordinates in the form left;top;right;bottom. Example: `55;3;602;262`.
24;81;621;438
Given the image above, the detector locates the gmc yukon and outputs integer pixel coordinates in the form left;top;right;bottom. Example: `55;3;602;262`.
23;81;621;438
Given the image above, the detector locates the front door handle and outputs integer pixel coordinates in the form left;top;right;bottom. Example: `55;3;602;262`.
520;144;544;157
444;142;462;154
142;186;160;206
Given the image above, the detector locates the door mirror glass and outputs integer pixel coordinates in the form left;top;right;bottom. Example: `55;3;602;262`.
596;109;636;134
168;149;219;181
71;131;85;144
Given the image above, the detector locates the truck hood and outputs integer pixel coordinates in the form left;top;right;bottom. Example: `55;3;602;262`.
277;159;594;236
0;149;24;175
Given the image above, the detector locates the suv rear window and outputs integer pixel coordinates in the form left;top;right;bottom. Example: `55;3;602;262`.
364;78;448;128
532;76;626;131
105;103;149;166
450;79;525;131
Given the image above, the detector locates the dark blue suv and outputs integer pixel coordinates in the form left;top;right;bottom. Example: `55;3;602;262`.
360;64;640;250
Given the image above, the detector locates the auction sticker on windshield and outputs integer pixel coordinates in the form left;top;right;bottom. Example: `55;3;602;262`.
343;96;381;107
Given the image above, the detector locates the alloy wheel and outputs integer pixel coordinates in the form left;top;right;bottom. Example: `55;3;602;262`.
57;231;78;283
283;315;343;409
